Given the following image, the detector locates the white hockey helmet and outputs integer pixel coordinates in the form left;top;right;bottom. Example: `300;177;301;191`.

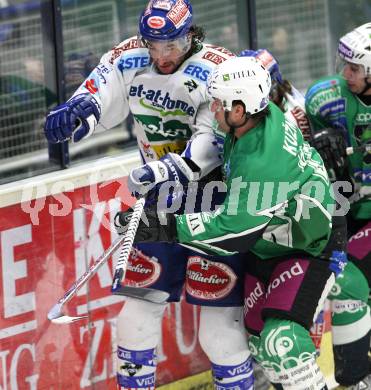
207;56;271;114
337;22;371;76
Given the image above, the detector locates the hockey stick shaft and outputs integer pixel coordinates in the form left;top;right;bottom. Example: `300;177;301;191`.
110;198;170;303
49;198;168;324
111;197;145;292
47;233;126;322
346;144;371;155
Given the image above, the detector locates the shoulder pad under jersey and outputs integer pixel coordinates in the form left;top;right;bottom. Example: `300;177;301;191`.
284;87;312;141
193;43;235;68
179;43;235;85
289;85;305;109
108;35;151;81
305;75;346;116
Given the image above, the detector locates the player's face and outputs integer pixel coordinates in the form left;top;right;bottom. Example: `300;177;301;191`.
210;99;247;133
210;99;230;133
147;40;187;74
342;62;368;94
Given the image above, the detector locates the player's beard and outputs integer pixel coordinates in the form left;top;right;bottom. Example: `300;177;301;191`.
152;54;186;75
155;61;178;74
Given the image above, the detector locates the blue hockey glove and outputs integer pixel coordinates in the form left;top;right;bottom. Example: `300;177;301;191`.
114;207;177;243
44;93;101;143
128;153;198;199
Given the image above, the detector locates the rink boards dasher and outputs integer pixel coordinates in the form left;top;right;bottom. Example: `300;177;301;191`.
0;150;211;388
0;150;337;389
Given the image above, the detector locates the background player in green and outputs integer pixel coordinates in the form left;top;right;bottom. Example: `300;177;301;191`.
305;22;371;389
117;56;343;389
239;48;336;388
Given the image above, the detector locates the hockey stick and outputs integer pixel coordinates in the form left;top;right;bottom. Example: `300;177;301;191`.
111;197;170;304
346;144;371;155
48;233;126;324
48;200;168;324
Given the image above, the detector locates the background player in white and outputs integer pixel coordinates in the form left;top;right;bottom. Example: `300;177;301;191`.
239;48;313;143
44;1;254;389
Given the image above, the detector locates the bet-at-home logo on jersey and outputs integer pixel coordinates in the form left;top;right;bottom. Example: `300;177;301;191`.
129;84;196;117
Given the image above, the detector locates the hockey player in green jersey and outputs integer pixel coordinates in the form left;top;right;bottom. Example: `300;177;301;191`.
238;48;338;388
116;56;345;389
305;23;371;389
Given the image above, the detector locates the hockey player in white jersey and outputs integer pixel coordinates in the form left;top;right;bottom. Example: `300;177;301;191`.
44;1;253;389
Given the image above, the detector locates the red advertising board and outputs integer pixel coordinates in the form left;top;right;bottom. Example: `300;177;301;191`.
0;176;210;389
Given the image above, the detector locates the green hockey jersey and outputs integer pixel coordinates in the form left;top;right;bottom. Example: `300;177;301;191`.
175;102;334;258
305;75;371;220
